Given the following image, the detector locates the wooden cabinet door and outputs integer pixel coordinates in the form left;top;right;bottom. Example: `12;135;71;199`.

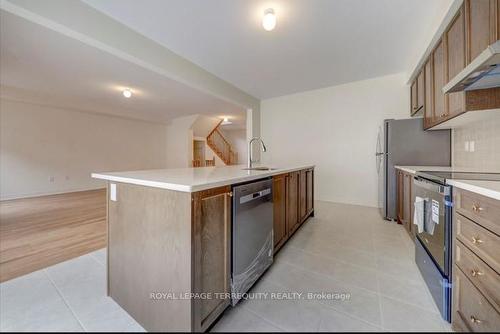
497;0;500;40
424;59;434;129
299;169;307;222
447;6;466;118
433;39;448;122
417;70;425;112
306;169;314;215
397;171;404;224
192;186;231;332
287;171;300;235
466;0;499;63
273;174;287;253
403;173;413;234
410;80;418;115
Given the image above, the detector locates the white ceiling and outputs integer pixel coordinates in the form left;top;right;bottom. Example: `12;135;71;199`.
0;10;246;126
83;0;451;99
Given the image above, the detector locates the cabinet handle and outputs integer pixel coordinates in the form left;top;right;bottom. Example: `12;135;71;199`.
472;203;484;213
228;192;233;197
470;316;482;324
470;269;484;277
472;236;483;245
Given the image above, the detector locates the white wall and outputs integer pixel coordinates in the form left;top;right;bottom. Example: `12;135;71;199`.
261;73;409;207
165;115;197;168
0;99;168;200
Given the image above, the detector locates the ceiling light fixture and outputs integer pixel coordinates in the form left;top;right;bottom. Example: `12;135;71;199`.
221;117;232;125
262;8;276;31
122;89;132;98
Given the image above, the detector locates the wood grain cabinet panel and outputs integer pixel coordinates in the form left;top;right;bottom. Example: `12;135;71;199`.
273;174;287;253
397;170;404;225
410;80;418;115
287;171;300;236
452;189;500;331
447;7;466;118
423;59;434;129
192;186;232;332
433;39;448;122
456;189;500;236
417;70;425;112
306;168;314;216
403;173;414;236
455;240;500;313
453;267;500;332
466;0;499;63
455;213;500;276
299;170;307;222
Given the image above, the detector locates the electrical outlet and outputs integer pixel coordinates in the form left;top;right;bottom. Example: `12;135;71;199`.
470;141;475;152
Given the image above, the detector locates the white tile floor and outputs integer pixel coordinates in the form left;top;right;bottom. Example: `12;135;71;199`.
0;201;453;332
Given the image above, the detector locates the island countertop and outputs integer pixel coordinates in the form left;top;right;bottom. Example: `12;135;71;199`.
92;164;315;192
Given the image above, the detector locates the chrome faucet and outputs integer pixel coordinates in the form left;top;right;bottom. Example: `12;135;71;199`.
247;137;267;169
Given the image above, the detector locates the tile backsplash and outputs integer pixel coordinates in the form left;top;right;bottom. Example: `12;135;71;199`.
453;116;500;171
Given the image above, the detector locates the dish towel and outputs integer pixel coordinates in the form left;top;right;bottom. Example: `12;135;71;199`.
413;196;425;233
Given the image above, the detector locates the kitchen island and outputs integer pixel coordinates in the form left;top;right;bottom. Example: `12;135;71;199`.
92;165;315;332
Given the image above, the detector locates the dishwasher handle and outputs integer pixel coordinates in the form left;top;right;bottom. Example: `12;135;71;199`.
239;188;271;204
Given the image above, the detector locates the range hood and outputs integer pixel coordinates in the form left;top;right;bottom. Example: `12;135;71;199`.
443;40;500;93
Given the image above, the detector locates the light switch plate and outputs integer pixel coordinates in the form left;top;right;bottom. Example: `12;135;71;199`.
110;183;117;201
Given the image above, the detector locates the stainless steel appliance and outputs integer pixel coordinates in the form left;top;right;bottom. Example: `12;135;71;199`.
444;40;500;93
231;178;273;306
413;174;453;322
376;118;451;220
413;171;500;323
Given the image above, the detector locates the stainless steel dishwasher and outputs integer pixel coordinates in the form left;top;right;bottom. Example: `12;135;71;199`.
231;178;273;306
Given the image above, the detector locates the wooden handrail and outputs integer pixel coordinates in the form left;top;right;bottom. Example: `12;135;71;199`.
207;119;223;138
206;121;237;165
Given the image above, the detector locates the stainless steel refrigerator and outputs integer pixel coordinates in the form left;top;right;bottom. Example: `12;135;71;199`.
376;118;451;220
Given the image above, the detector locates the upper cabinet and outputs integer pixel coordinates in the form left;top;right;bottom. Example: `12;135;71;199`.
424;59;434;129
446;6;466;119
433;39;447;123
411;80;418;115
411;0;500;129
411;70;425;116
466;0;499;62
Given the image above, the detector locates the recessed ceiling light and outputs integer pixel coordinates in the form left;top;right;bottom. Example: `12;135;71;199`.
221;117;232;125
122;89;132;98
262;8;276;31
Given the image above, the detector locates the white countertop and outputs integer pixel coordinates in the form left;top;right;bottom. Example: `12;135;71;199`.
393;165;500;175
92;164;314;193
395;165;500;201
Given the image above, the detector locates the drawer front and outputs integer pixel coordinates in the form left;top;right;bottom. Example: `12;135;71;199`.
456;189;500;236
455;240;500;313
456;213;500;274
453;267;500;332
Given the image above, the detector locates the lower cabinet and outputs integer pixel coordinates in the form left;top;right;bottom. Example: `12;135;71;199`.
191;186;232;332
273;174;287;252
397;169;415;238
273;168;315;253
452;189;500;331
287;171;301;236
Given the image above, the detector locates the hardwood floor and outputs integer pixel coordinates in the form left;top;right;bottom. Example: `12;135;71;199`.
0;189;107;282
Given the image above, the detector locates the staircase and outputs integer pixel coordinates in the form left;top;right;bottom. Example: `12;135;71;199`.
206;120;238;165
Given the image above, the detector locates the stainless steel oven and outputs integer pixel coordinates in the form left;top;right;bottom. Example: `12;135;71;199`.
413;175;452;322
